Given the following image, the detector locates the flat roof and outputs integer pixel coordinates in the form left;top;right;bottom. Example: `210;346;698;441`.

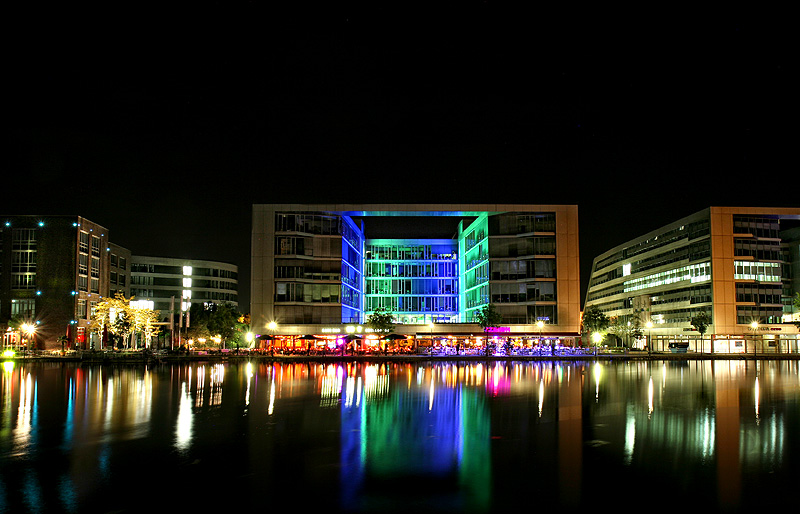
256;203;577;217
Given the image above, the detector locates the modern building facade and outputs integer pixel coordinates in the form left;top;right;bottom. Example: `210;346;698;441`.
129;256;239;322
251;204;581;346
584;207;800;351
0;215;125;349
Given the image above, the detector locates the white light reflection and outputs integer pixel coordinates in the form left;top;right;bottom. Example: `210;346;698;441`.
175;382;192;452
345;377;356;408
648;376;654;417
13;372;33;456
624;404;635;465
754;376;760;424
538;379;544;417
268;372;276;416
593;363;601;401
429;377;435;411
245;362;254;407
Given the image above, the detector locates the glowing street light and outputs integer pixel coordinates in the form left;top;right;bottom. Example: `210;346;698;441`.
750;320;760;354
646;321;653;356
21;323;36;350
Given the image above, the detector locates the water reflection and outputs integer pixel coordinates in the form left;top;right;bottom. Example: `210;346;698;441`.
0;359;798;512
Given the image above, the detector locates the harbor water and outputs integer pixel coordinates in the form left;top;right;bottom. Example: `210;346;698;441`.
1;358;799;512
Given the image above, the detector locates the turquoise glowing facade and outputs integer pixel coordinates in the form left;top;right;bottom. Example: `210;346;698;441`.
251;204;581;339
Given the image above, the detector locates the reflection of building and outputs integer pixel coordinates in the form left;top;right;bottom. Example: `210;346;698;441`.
129;256;238;319
584;207;800;346
251;204;581;343
340;370;490;512
0;215;128;349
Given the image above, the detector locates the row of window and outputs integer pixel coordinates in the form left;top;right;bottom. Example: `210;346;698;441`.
735;283;783;305
594;220;710;273
366;278;459;295
366;295;458;314
490;282;556;303
488;213;557;235
131;288;237;302
365;243;456;261
130;263;237;279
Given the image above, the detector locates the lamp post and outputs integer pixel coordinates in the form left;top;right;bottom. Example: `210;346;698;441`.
592;331;603;356
750;321;759;355
646;321;653;357
268;321;278;353
21;323;36;353
537;320;546;352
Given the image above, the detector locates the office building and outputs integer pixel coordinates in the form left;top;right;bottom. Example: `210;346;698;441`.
130;256;239;322
584;207;800;352
0;215;125;349
251;204;581;346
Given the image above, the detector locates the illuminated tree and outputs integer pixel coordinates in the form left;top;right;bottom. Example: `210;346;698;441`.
89;293;160;349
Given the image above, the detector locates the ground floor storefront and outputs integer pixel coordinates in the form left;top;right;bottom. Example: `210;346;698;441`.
253;324;581;356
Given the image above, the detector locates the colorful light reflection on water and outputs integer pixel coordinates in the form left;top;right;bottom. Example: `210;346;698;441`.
1;359;799;512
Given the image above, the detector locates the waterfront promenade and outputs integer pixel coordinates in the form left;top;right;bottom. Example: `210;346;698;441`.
5;348;800;363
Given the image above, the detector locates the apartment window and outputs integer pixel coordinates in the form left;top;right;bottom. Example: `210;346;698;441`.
12;274;35;289
79;231;89;253
12;229;37;251
11;298;35;318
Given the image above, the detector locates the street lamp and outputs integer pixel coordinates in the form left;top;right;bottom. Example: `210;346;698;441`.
646;321;653;356
536;320;546;352
592;331;603;356
750;320;760;354
21;323;36;352
268;321;278;353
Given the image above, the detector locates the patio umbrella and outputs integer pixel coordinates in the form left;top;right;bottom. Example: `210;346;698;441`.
382;334;408;341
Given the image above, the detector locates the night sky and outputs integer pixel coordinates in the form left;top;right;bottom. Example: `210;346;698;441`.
6;5;795;311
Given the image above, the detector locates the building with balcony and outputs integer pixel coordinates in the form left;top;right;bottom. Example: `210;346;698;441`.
584;206;800;352
251;204;581;346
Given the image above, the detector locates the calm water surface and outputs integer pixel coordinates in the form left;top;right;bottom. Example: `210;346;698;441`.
1;359;799;513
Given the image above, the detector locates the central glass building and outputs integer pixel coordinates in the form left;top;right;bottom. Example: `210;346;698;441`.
251;204;580;344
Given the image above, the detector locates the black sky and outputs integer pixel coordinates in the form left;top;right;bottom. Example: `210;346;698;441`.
6;5;796;310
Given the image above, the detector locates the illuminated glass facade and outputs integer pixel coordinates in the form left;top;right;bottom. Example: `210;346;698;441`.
251;204;581;339
585;207;800;338
365;239;459;324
